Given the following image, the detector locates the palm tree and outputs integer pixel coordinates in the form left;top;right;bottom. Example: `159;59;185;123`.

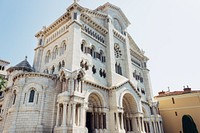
0;76;6;91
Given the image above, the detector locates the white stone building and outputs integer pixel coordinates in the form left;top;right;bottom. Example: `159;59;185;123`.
0;2;163;133
0;59;10;78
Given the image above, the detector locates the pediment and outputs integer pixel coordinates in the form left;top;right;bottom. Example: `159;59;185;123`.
113;80;141;98
96;2;130;28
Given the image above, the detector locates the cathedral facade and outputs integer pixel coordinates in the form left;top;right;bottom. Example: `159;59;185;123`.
0;2;163;133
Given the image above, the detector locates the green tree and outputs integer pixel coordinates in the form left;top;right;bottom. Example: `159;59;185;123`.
0;76;6;91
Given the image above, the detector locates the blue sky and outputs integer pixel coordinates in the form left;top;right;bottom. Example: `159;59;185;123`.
1;0;200;95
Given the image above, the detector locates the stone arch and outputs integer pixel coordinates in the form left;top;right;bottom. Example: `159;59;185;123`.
122;93;138;114
119;90;141;132
119;90;140;113
52;45;59;59
85;90;106;107
90;45;96;58
113;18;123;33
45;50;51;63
85;90;107;132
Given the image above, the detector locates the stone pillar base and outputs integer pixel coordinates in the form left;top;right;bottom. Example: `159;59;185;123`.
54;126;67;133
54;126;87;133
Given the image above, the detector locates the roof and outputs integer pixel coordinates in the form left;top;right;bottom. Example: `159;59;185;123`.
7;56;33;73
95;2;131;26
0;59;10;65
155;88;200;98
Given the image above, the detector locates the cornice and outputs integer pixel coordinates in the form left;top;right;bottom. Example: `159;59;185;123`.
113;29;126;43
129;34;149;62
83;78;141;98
35;12;71;37
13;72;57;83
83;80;108;90
80;13;108;35
83;8;107;18
81;30;106;47
155;92;200;100
0;59;10;65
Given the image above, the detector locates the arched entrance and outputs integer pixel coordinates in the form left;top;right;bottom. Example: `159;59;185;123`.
182;115;198;133
122;93;139;133
86;92;106;133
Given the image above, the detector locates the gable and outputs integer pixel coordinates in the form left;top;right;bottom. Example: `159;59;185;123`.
96;2;130;28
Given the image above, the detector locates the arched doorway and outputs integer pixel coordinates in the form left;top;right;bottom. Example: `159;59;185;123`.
182;115;198;133
122;93;138;133
86;92;106;133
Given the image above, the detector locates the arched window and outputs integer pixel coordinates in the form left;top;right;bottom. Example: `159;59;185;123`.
53;46;58;59
52;65;55;74
80;60;83;68
45;50;51;63
62;60;65;67
90;46;95;58
114;18;122;33
60;40;66;55
85;62;89;70
81;40;86;52
13;90;17;105
99;68;103;77
58;62;62;71
92;65;96;74
29;89;35;103
115;63;122;75
100;50;105;62
172;97;175;104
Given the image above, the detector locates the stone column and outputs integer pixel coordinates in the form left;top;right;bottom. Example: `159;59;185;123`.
101;113;103;129
80;103;86;127
121;113;124;130
37;86;46;127
132;116;138;132
92;113;94;129
74;79;76;92
72;103;76;126
62;103;67;127
77;105;80;126
116;112;120;130
153;121;157;133
96;112;99;129
144;121;147;133
56;104;60;127
80;81;83;93
160;121;164;133
67;104;71;125
137;117;142;132
124;115;127;131
80;104;83;126
127;115;130;131
141;117;145;132
94;112;97;129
